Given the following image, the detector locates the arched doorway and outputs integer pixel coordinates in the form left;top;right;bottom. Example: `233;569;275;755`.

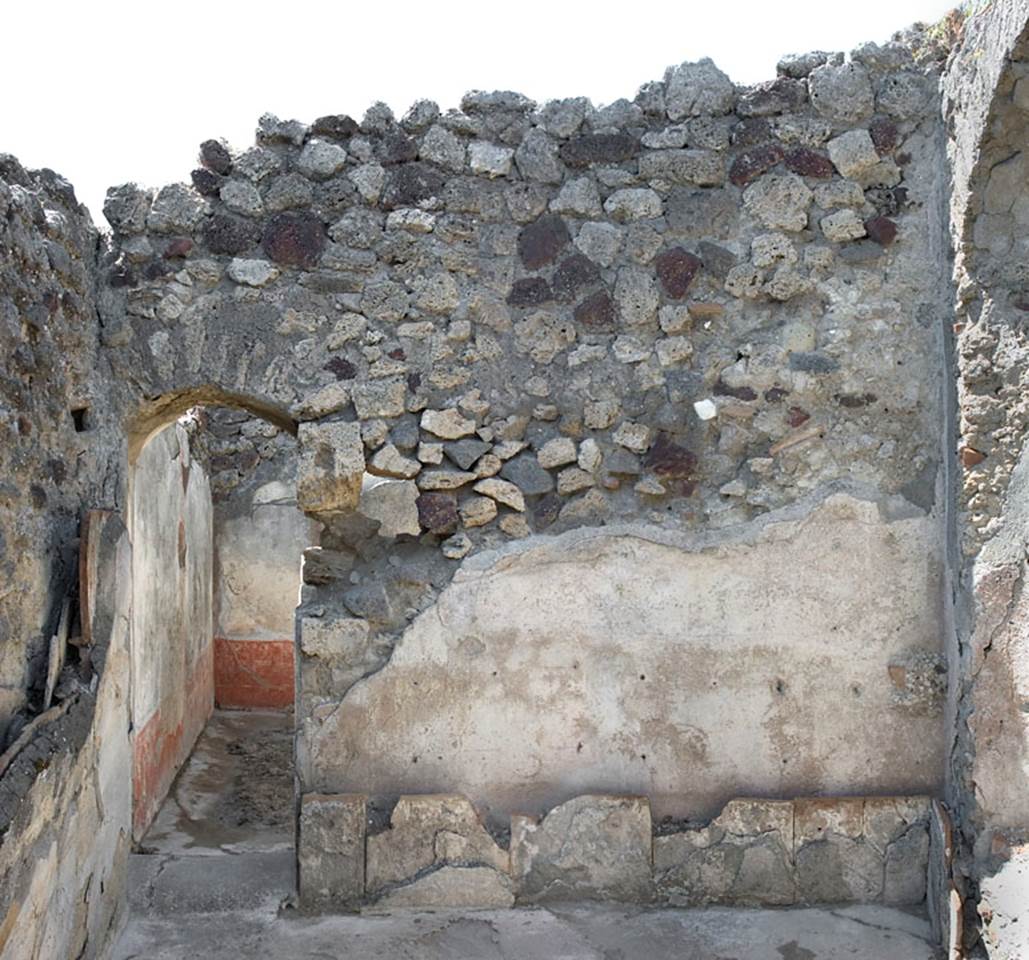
126;389;313;879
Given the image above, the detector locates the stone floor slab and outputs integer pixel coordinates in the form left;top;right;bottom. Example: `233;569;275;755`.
113;902;941;959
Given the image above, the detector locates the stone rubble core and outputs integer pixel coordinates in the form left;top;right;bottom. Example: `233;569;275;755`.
297;791;934;910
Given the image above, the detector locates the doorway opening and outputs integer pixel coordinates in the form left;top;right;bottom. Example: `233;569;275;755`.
128;399;313;906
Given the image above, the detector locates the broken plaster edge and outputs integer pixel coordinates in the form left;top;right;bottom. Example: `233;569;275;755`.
452;480;933;585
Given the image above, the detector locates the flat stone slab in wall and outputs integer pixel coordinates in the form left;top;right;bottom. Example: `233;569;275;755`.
654;798;795;905
512;795;654;903
366;794;510;907
298;794;366;907
655;794;931;906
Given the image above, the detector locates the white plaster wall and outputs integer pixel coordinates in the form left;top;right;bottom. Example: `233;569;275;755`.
214;479;314;641
129;421;213;770
305;492;945;826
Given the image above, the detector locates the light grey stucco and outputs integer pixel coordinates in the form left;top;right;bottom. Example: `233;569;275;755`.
303;490;944;825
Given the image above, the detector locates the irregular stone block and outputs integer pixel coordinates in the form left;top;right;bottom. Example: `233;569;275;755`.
517;214;570;269
664;58;736;119
794;796;930;905
654;799;795;906
298;793;366;908
261;210;326;269
743;173;812;232
297;420;365;515
512;795;654;903
367;794;510;902
359;477;420;538
638;149;725;187
352;379;407;419
421;408;477;439
559;132;639;168
416;491;459;535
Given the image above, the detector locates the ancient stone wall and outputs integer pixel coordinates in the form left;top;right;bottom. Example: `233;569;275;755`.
16;4;1029;949
0;512;132;960
86;27;957;915
0;157;120;736
944;1;1029;955
0;161;132;959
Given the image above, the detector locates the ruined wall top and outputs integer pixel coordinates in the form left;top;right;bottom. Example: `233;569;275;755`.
91;27;954;570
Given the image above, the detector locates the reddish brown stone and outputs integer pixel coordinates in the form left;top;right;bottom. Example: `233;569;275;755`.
960;446;987;468
416;492;459;535
865;216;898;246
644;434;697;479
559;133;640;168
869;117;899;155
784;148;835;179
517;214;570;270
163;237;193;259
787;406;810;427
507;277;553;306
573;290;616;331
261;211;326;269
729;144;784;187
655;247;703;299
551;254;600;301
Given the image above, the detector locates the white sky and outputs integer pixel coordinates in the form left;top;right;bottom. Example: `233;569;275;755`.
3;0;955;223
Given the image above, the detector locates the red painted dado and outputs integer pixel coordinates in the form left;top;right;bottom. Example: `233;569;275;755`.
132;647;214;839
213;637;295;710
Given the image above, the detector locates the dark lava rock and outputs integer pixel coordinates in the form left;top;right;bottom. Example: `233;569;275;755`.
864;216;898;246
517;214;570;270
784;148;834;178
729;144;784;186
500;454;554;495
573;290;616;331
551;253;600;301
655;247;703;299
261;211;326;269
199;139;233;175
381;163;446;209
507;277;553;306
191;168;224;198
416;492;459;535
202;212;260;255
559;132;640;168
644;434;697;478
312;115;360;141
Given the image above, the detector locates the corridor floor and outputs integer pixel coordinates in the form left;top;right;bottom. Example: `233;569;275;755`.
114;710;941;959
114;901;940;959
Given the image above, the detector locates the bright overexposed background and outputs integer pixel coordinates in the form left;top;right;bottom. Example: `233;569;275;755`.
2;0;956;223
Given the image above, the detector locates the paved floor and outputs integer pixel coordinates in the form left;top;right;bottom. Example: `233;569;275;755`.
114;902;941;959
139;708;293;856
117;710;942;959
